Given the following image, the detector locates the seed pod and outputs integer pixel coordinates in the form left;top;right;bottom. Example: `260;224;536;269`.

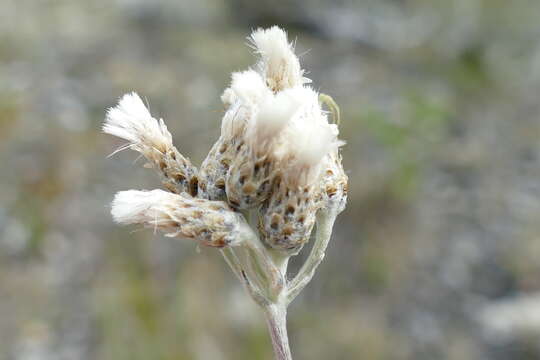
111;189;252;247
258;174;319;254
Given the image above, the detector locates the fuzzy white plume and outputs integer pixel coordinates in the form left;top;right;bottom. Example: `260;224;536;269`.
230;70;270;105
111;189;172;225
273;87;343;185
103;92;173;154
221;88;237;107
250;26;310;92
219;71;270;140
247;89;303;150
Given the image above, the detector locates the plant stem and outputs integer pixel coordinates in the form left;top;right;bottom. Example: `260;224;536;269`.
263;303;292;360
287;209;338;304
220;248;268;306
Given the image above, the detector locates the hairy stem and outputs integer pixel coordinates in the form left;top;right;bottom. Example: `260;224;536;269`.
220;247;268;306
263;303;292;360
244;246;269;295
287;208;338;304
245;237;285;299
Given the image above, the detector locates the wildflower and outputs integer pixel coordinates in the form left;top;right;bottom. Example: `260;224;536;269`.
201;30;343;224
104;26;347;360
253;90;335;251
223;73;304;209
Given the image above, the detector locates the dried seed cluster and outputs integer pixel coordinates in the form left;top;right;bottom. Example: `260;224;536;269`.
105;27;348;360
105;26;347;253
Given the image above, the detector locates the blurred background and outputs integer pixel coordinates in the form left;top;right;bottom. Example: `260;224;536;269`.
1;0;540;359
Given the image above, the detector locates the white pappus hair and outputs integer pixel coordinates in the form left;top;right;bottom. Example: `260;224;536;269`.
249;26;310;92
111;189;173;226
271;87;343;183
103;92;173;155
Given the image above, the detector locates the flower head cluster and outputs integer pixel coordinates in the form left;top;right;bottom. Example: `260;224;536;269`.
200;26;346;253
104;27;348;360
105;26;347;254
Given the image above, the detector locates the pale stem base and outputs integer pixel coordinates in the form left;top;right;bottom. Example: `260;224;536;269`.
221;207;339;360
263;303;292;360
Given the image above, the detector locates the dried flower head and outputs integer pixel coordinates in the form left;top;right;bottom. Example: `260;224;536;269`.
103;93;198;195
198;71;267;202
254;89;343;252
258;178;319;253
111;189;251;247
196;27;346;253
105;27;348;360
223;75;305;208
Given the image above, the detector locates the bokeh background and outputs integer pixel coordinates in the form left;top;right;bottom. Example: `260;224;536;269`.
2;0;540;359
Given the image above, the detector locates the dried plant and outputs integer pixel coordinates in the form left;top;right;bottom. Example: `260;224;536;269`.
104;26;347;360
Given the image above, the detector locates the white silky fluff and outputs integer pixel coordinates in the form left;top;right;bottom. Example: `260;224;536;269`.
246;88;303;149
219;70;270;140
250;26;310;90
274;87;342;168
221;70;304;151
103;92;173;152
111;189;173;225
230;70;270;105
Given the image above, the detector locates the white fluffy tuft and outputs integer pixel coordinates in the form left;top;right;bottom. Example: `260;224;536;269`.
219;70;272;141
249;26;309;91
221;88;237;107
111;189;172;225
247;89;303;147
272;87;343;183
289;120;340;167
230;70;270;105
103;92;172;153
